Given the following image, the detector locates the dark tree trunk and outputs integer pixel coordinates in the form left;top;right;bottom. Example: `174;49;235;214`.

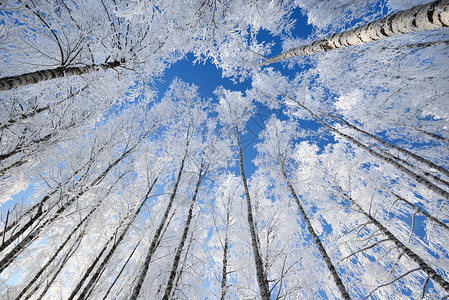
162;162;206;299
67;237;114;300
263;0;449;65
76;176;159;299
101;241;140;300
281;167;351;299
129;147;188;300
220;210;230;300
391;192;449;232
34;232;84;300
293;100;449;201
337;185;449;294
14;195;101;300
0;140;141;273
0;61;123;91
0;85;88;132
328;113;449;179
235;126;271;300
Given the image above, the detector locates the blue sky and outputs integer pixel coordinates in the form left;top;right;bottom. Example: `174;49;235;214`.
150;7;316;176
2;3;446;298
147;6;448;298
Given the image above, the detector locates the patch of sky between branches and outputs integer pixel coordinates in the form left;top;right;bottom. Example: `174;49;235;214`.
156;53;279;176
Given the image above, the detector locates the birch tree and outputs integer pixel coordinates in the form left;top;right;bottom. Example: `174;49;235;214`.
216;88;271;299
256;116;351;299
262;0;449;65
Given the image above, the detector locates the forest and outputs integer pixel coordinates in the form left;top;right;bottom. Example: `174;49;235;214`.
0;0;448;299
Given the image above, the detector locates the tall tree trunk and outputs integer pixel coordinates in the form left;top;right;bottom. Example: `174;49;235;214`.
0;195;49;253
67;236;114;300
0;139;142;273
101;241;140;300
336;185;449;294
162;162;206;299
0;132;54;162
0;160;27;178
170;231;194;299
0;153;98;241
34;232;84;300
0;60;123;91
14;186;108;300
129;147;189;300
235;126;271;300
292;100;449;201
281;167;351;299
414;127;447;141
328;113;449;179
76;176;159;299
262;0;449;65
15;173;125;299
220;209;230;300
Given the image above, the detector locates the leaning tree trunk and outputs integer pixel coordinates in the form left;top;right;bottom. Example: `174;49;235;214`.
170;231;194;299
0;146;103;242
67;236;114;300
34;232;84;300
328;113;449;179
281;166;351;300
101;241;140;300
0;139;142;273
162;162;206;299
262;0;449;65
336;185;449;294
235;126;271;300
0;60;124;91
0;85;88;132
13;174;121;300
220;208;231;300
291;100;449;201
76;176;159;299
129;146;189;300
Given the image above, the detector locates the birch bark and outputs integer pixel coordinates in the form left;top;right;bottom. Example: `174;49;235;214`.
162;162;206;299
128;145;188;300
0;60;123;91
281;167;351;300
336;186;449;294
236;126;271;300
263;0;449;66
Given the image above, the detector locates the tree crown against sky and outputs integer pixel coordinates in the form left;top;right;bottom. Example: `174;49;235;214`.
0;0;448;299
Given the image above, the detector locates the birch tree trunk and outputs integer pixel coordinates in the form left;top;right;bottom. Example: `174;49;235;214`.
0;139;142;273
220;209;231;300
263;0;449;65
13;175;119;300
0;149;98;241
34;231;84;300
281;167;351;300
235;126;271;300
391;192;449;232
0;60;123;91
328;113;449;179
336;186;449;294
76;176;159;299
101;241;140;300
129;146;189;300
162;162;206;299
291;100;449;201
67;236;114;300
170;231;194;299
0;85;88;132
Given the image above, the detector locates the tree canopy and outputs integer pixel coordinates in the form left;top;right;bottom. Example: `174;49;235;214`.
0;0;448;299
